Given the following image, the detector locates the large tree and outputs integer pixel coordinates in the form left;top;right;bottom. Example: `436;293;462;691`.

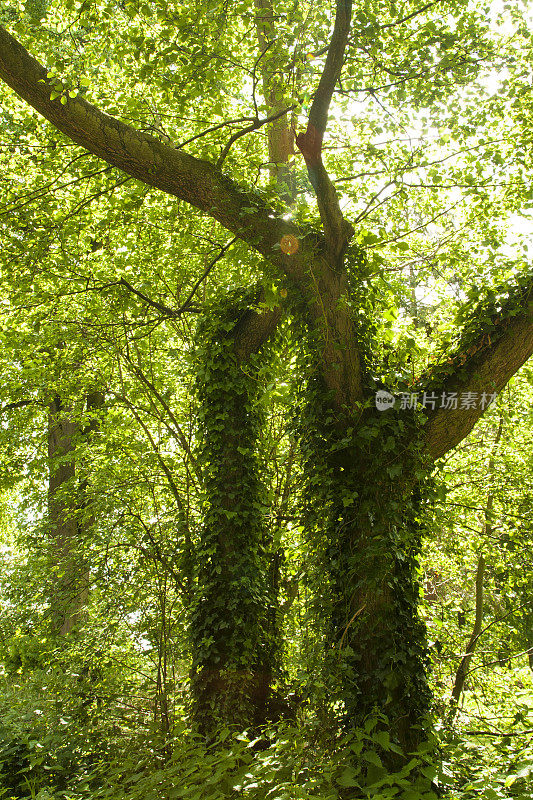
1;0;532;750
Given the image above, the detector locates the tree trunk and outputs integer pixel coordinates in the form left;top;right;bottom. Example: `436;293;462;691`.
254;0;297;203
2;5;533;752
48;392;103;635
190;298;276;732
302;393;431;754
48;397;85;635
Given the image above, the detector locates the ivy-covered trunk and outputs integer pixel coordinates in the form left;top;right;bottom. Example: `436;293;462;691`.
330;473;430;752
301;381;431;754
190;294;276;732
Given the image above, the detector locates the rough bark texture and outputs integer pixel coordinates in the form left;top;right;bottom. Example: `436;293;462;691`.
423;299;533;459
295;0;354;263
0;25;302;282
2;7;533;751
234;305;282;362
254;0;297;201
0;24;365;408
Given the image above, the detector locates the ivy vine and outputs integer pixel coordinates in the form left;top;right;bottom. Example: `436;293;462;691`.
190;289;276;730
293;310;433;755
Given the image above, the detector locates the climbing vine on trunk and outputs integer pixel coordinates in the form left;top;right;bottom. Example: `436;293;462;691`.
190;290;276;732
296;320;433;756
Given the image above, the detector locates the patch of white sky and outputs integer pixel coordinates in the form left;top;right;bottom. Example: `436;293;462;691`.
320;0;533;311
346;6;523;188
485;0;533;248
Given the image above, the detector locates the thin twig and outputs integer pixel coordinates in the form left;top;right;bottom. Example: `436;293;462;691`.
216;105;297;167
175;237;237;313
338;604;366;656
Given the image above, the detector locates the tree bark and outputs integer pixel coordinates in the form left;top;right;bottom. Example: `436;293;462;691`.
0;24;305;284
48;397;86;635
254;0;297;202
301;394;431;755
422;287;533;459
0;24;366;409
48;392;103;635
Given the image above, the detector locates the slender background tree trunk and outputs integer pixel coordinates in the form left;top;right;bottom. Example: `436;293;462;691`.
48;392;103;635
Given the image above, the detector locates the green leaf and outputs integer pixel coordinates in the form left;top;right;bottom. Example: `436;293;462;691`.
362;750;383;768
337;766;360;788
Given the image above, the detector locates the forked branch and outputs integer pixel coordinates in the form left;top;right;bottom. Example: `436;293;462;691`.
295;1;354;262
0;25;309;284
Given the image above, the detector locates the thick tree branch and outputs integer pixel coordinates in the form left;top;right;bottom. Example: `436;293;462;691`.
0;25;307;282
0;24;364;402
422;279;533;459
234;305;282;362
295;1;354;262
308;1;352;136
